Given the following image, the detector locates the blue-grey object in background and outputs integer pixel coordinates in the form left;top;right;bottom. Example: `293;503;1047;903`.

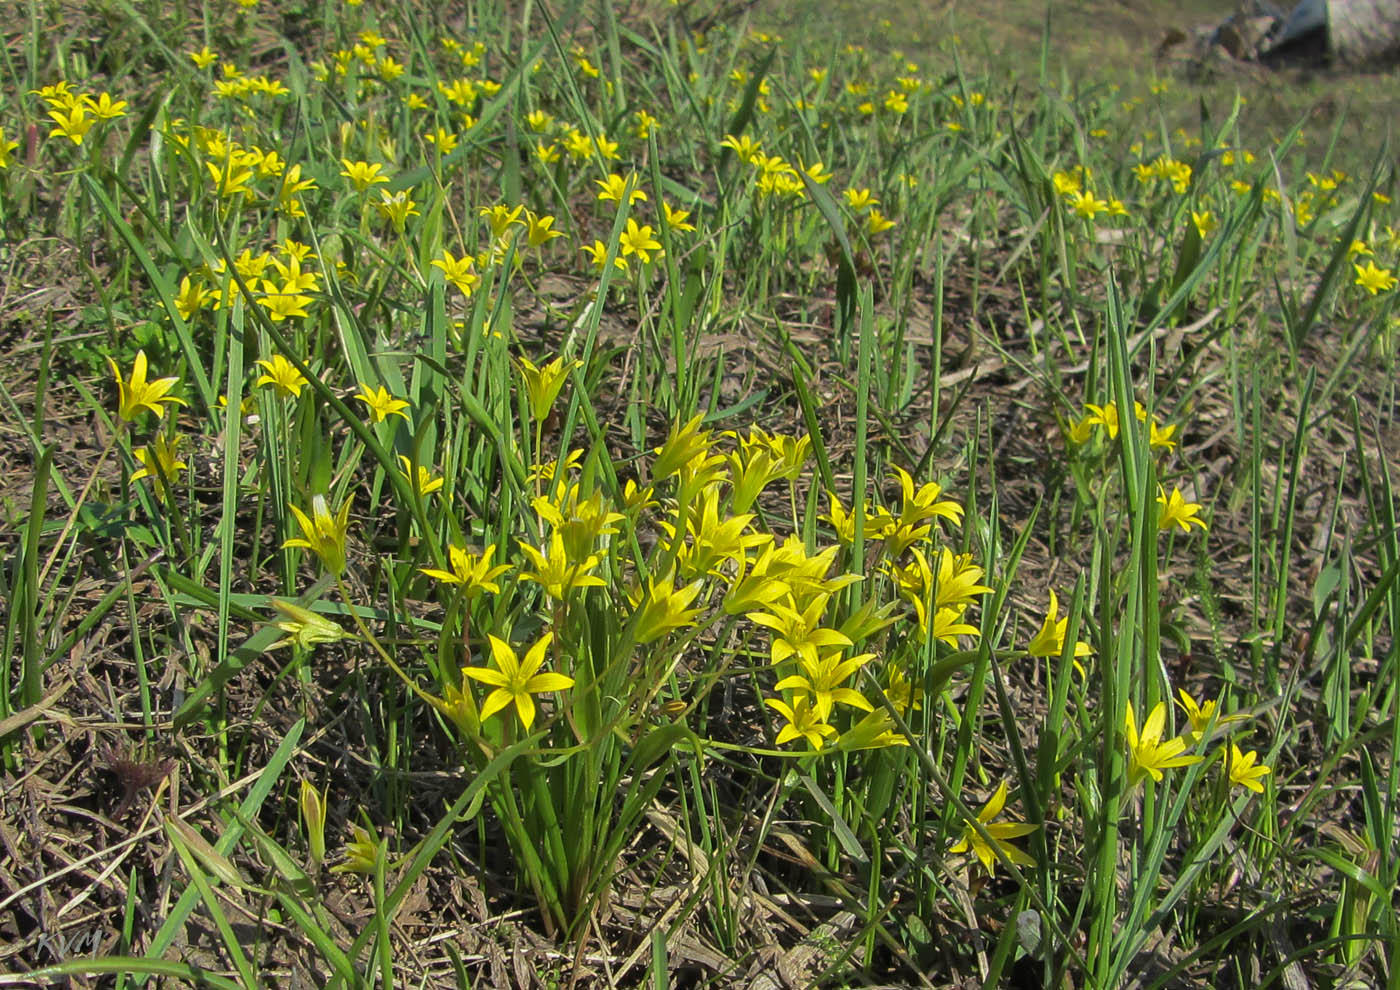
1276;0;1328;44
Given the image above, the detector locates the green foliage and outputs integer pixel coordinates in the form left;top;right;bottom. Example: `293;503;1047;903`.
2;0;1398;986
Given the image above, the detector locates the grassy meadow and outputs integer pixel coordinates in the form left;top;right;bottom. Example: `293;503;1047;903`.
2;0;1399;986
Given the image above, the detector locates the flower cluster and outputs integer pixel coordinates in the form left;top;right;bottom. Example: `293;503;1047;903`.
1067;399;1177;452
1053;165;1129;221
1125;689;1270;794
32;81;127;145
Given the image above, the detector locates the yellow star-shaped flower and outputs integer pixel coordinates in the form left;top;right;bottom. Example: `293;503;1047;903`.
110;350;186;422
464;633;574;731
1157;485;1207;533
354;384;411;424
949;780;1037;873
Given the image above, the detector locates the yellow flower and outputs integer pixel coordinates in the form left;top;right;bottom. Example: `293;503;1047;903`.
218;393;258;424
891;465;963;530
1354;260;1397;295
865;209;896;235
517;355;580;425
1069;189;1109;219
1157;485;1206;533
1082;401;1120;439
573;48;601;78
1053;169;1083;196
1124;701;1202;788
590;135;618;163
524;210;564;248
563;128;593;160
0;127;18;169
883;664;923;715
340;159;389;192
439;77;477;105
721;543;790;614
595;172;646;205
748;593;853;668
375;190;419;232
843;187;879;211
205;157;254;200
420;544;510;595
838;709;910;751
48;105;95;145
396;455;444;497
377;56;404;82
479;203;524;239
1026;590;1092;659
1065;414;1095;446
423;127;458;154
765;694;836;750
582;239;626;272
86;92;127;120
884;550;983;641
928;605;980;647
1149;418;1177;451
271;252;317;291
430;249;480;296
527;448;584;485
32;80;79;110
189;46;218;68
255;149;285;178
258;285;312;322
1175;688;1247;743
173;276;214;320
723;428;806;513
465;633;574;730
533;482;624;562
129;433;187;495
1224;743;1271;793
1167;161;1192;194
633;108;658;138
517;530;606;601
255;354;308;398
618;218;663;264
299;779;328;867
274;163;315;218
820;491;893;546
110;350;185;422
1191;210;1217;238
931;548;994;611
283;495;351;575
774;650;875;722
663;201;697;232
354;384;411;424
949;781;1037;873
719;133;762;164
629;570;706;644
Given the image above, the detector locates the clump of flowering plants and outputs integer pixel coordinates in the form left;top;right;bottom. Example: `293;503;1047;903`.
289;340;1008;936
